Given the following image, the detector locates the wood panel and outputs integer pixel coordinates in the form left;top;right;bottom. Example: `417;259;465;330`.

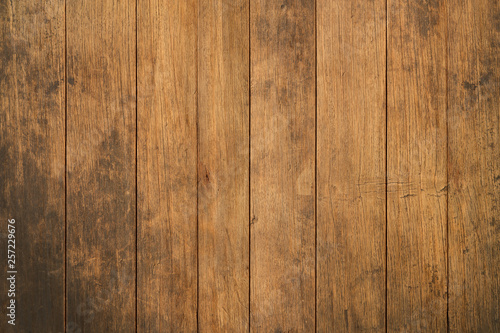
448;0;500;331
137;0;198;331
0;0;65;332
66;0;136;331
250;0;315;331
198;0;250;331
387;0;448;331
316;0;386;331
3;1;500;331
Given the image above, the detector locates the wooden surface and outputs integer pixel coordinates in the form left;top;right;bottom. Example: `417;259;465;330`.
0;0;65;332
1;0;499;332
317;0;386;331
448;0;500;331
198;0;249;331
250;0;316;331
387;0;448;331
66;0;136;331
137;0;198;331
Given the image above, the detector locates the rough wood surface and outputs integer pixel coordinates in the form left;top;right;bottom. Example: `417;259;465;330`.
448;0;500;331
1;1;500;331
66;0;136;331
317;0;386;331
387;0;448;331
250;0;316;331
198;0;250;331
0;0;65;332
137;0;198;331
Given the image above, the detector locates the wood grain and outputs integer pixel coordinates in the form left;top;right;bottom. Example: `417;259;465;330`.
448;0;500;331
316;0;386;331
3;1;500;331
137;0;198;331
66;0;136;331
387;0;448;331
0;0;65;332
198;0;250;331
250;0;315;331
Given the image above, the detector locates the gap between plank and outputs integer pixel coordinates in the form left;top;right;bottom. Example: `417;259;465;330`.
314;0;318;331
385;0;388;332
445;2;450;331
196;0;200;330
64;0;68;331
135;0;138;331
248;0;252;330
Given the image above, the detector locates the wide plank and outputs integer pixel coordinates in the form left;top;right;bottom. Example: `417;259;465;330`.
387;0;448;331
0;0;65;331
198;0;250;331
250;0;316;331
137;0;198;331
316;0;386;331
448;0;500;331
66;0;136;331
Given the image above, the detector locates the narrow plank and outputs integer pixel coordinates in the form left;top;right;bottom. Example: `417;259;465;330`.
66;0;136;331
448;0;500;330
0;0;65;331
387;0;448;331
137;0;198;331
316;0;386;331
250;0;315;331
198;0;250;331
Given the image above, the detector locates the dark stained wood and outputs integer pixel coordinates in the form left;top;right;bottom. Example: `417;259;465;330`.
387;0;448;331
137;0;198;331
66;0;136;331
198;0;250;331
448;0;500;331
0;0;65;332
316;0;386;331
250;0;316;331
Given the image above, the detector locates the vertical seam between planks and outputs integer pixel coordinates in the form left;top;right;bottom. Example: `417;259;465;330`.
314;0;318;331
385;0;388;332
445;2;449;331
135;0;138;331
196;0;200;330
248;0;252;330
64;0;68;331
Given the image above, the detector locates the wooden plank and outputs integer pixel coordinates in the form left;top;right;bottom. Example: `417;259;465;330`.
316;0;386;331
137;0;198;331
198;0;249;331
0;0;65;331
66;0;136;331
250;0;315;331
447;0;500;331
387;0;448;331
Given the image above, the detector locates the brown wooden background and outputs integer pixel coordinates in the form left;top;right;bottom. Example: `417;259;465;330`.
1;0;499;332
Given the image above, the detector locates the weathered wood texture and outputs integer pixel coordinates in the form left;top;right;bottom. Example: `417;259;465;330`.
448;0;500;331
137;0;198;331
66;0;136;331
3;1;500;332
317;0;386;331
250;0;316;331
198;0;250;331
0;0;65;332
387;0;448;331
